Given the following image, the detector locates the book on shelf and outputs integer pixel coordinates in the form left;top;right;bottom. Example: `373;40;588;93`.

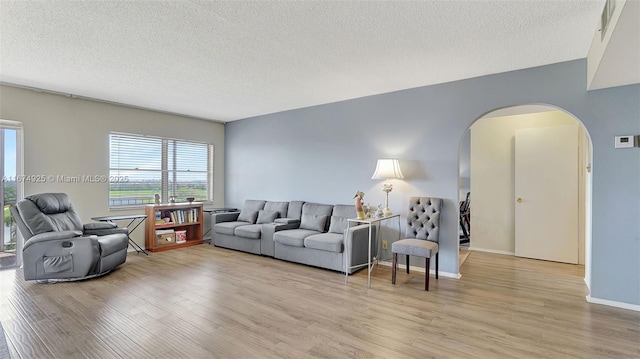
166;208;199;224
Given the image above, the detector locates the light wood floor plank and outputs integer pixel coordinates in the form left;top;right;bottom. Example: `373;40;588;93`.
1;245;639;358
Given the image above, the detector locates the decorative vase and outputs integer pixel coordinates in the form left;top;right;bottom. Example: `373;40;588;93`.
354;191;367;220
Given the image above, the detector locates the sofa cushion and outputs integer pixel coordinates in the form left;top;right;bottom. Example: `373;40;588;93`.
257;210;279;224
286;201;305;220
300;214;328;232
235;199;266;224
392;238;438;258
273;229;321;247
328;204;355;234
234;224;262;239
264;201;289;218
328;216;348;234
237;209;258;224
214;221;251;235
304;233;344;253
302;203;333;216
243;199;267;211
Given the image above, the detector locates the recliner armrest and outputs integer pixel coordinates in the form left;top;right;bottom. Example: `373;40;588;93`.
84;222;117;231
23;230;83;250
83;222;128;236
97;233;129;257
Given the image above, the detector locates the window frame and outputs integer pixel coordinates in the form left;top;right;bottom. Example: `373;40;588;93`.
0;119;24;268
108;132;214;209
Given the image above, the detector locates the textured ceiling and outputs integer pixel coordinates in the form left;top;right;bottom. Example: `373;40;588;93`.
0;0;605;122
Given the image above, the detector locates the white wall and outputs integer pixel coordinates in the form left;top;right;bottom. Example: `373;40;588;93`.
469;110;580;255
0;84;225;248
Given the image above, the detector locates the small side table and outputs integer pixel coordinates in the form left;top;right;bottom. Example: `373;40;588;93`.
91;214;148;255
345;214;401;288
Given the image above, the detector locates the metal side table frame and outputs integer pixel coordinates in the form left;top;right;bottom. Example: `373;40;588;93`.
344;214;401;288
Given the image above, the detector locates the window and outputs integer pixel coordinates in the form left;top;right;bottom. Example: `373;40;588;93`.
109;133;214;207
1;119;23;268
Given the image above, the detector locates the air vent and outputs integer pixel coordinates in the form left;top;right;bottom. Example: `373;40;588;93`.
601;0;616;40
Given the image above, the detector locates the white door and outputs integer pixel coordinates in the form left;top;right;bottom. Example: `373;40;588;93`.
515;125;578;264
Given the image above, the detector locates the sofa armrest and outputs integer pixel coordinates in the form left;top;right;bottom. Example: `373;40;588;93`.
274;218;300;225
211;211;240;224
260;222;301;257
345;224;377;273
265;221;302;240
261;222;300;241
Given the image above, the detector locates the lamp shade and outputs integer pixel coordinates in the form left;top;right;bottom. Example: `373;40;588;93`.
371;159;404;180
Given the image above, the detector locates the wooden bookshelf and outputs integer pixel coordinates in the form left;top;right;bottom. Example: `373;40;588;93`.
145;202;204;252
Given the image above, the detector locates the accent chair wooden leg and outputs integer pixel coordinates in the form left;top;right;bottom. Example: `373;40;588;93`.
406;255;410;273
425;257;430;291
435;252;439;280
392;253;397;284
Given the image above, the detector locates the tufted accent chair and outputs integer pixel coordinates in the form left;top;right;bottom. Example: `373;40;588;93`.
391;196;442;290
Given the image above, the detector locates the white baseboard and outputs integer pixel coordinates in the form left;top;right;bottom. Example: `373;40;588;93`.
468;247;515;256
586;295;640;312
378;260;462;279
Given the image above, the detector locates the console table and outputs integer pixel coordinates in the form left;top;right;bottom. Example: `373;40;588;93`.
91;214;148;255
345;214;401;288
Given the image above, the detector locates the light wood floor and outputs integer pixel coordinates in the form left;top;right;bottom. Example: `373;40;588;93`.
1;245;638;358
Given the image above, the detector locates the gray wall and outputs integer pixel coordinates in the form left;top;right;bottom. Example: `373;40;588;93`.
226;60;640;306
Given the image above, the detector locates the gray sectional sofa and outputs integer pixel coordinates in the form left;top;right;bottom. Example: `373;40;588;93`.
211;200;375;274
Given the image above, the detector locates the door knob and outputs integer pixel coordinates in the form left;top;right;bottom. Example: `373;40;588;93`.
517;198;522;203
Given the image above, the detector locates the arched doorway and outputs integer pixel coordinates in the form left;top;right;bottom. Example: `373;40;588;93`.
458;104;593;289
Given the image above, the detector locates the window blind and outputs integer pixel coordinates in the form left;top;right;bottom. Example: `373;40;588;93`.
109;133;213;207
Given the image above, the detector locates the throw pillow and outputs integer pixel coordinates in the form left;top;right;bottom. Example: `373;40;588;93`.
257;210;279;224
328;216;348;234
237;209;258;224
299;213;328;232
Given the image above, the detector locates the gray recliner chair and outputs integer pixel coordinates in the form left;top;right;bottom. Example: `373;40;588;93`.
10;193;129;282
